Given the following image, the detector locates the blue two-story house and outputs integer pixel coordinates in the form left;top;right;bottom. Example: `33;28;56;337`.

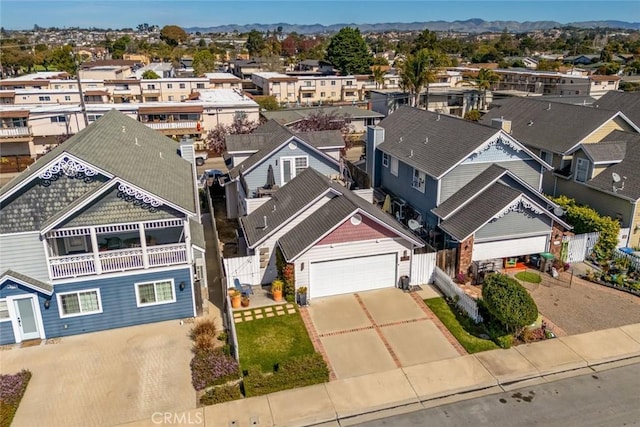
0;110;206;345
221;119;347;218
366;107;571;278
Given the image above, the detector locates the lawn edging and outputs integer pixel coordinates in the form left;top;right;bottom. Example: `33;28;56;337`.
424;297;498;353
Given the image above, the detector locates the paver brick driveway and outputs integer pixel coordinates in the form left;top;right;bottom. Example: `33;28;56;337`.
303;288;463;379
0;319;195;427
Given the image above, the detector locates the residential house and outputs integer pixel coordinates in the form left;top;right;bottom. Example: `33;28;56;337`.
239;168;424;295
595;91;640;126
481;97;640;246
366;107;571;277
261;106;384;136
0;110;206;345
222;120;347;218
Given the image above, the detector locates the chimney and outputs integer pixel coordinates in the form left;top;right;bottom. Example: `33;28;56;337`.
490;118;512;134
179;136;201;217
366;125;385;187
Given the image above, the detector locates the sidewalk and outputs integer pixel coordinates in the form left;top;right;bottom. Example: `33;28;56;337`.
120;322;640;427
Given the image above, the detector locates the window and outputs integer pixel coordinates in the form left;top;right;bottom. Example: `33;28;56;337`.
50;116;66;123
331;91;336;97
281;156;308;184
38;96;51;101
179;83;186;89
320;92;326;97
412;168;426;192
331;81;336;86
167;83;173;89
87;114;103;123
540;150;552;164
146;96;159;102
57;289;102;318
346;91;355;97
302;93;313;98
168;96;174;101
575;158;589;182
135;280;176;307
0;300;9;321
196;83;205;89
346;81;353;86
147;84;156;89
304;81;312;87
390;156;399;176
320;81;326;86
382;152;389;167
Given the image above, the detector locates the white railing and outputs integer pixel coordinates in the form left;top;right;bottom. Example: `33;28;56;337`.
433;267;483;323
612;249;640;272
144;121;198;130
49;243;188;279
49;254;96;278
0;127;31;137
100;248;144;273
147;244;187;266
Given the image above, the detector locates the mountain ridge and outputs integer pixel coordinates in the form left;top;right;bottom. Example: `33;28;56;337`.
186;19;640;34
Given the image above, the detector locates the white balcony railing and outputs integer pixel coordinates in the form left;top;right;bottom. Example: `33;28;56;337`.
49;243;188;279
0;127;32;138
144;121;198;130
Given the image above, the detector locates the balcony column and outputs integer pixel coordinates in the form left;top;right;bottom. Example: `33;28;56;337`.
139;222;149;269
89;227;102;275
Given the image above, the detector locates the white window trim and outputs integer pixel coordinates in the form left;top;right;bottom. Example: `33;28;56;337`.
134;279;176;308
382;153;389;167
0;299;10;322
390;156;399;177
575;157;590;183
57;288;103;318
412;168;426;193
280;155;309;185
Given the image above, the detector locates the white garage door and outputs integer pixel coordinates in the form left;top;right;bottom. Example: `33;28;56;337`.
310;253;397;298
472;235;549;261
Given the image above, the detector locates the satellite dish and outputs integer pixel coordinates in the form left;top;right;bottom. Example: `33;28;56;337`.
553;207;565;216
612;173;621;183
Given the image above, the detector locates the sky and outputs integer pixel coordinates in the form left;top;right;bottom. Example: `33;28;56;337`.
1;0;638;30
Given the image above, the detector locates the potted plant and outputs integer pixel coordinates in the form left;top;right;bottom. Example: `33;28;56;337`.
296;286;308;306
229;290;241;308
241;295;250;307
271;279;284;302
616;257;631;274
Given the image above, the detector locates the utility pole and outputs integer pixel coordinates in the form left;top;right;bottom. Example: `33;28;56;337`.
74;54;89;128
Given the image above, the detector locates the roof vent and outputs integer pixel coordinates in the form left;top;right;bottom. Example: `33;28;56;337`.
409;149;414;158
122;126;126;133
135;137;140;146
436;114;441;121
261;215;268;229
546;103;552;110
425;137;428;144
398;136;403;143
159;152;163;159
528;120;534;126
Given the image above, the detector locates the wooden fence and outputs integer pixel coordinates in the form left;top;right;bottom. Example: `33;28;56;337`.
0;155;34;173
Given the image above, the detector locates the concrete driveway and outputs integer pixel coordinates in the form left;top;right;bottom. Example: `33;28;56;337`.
0;319;195;427
305;287;463;379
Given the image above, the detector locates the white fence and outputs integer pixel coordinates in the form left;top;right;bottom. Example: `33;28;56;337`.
411;251;436;285
612;249;640;272
562;228;630;264
433;266;483;323
223;255;261;287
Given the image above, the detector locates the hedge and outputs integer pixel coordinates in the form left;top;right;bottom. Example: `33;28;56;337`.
200;384;243;406
481;273;538;334
243;352;329;397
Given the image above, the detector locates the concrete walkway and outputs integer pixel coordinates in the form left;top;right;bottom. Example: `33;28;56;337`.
121;323;640;427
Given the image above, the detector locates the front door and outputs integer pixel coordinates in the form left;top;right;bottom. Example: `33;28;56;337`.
13;297;41;341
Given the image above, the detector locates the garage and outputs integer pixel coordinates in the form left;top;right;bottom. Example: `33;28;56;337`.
310;253;397;298
472;234;549;261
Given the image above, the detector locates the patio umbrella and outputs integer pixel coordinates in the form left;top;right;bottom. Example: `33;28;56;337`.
382;194;392;214
265;164;276;189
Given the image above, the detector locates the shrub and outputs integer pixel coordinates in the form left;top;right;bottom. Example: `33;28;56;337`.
189;318;218;341
190;348;240;391
199;384;242;406
481;273;538;334
283;264;295;303
217;331;228;342
243;353;329;397
521;327;545;343
495;334;513;349
192;334;217;354
0;370;32;427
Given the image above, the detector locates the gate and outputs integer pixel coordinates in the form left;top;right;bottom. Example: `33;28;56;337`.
562;231;599;263
436;248;457;277
411;250;436;285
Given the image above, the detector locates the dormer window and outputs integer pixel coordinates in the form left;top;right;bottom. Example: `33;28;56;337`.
575;158;590;183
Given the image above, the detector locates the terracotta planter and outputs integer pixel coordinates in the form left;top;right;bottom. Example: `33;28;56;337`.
231;294;241;308
272;289;283;302
241;297;250;307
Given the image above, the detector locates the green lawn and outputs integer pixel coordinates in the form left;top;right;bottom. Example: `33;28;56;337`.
235;309;315;372
424;298;499;353
515;271;542;283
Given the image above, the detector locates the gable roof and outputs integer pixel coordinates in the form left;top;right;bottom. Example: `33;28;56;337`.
377;107;504;178
585;132;640;201
0;110;196;213
595;91;640;127
480;97;623;154
1;270;53;295
580;141;627;164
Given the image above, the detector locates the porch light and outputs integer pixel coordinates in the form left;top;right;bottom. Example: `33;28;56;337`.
44;299;51;309
179;281;186;291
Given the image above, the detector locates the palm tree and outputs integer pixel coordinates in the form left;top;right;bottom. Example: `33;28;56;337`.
398;49;449;109
371;66;385;89
475;68;500;111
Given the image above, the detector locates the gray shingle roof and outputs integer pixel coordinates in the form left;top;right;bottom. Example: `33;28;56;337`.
586;132;640;200
293;130;345;148
377;107;500;178
0;110;196;214
189;219;206;250
1;269;53;295
595;91;640;127
438;183;522;241
480;97;620;154
581;141;627;164
262;106;384;126
432;164;507;219
225;119;289;153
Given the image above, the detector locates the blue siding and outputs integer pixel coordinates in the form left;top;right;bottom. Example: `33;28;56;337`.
462;140;533;164
379;158;439;228
44;268;194;338
244;140;340;195
0;280;50;345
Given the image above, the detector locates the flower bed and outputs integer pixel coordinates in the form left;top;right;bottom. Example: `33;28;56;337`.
0;369;32;427
583;263;640;297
